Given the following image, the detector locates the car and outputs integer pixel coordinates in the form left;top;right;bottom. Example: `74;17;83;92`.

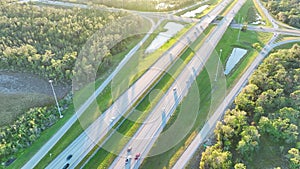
127;146;132;152
109;116;116;123
125;155;132;164
62;163;70;169
134;153;140;160
66;154;72;160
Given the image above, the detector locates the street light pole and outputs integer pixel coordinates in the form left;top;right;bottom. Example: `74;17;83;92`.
215;49;222;81
237;17;243;42
49;80;63;118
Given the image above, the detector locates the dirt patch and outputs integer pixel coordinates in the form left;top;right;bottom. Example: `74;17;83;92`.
0;71;71;126
0;71;70;98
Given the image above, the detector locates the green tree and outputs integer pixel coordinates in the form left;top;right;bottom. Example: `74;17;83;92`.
287;148;300;169
200;144;232;169
236;126;260;158
234;163;246;169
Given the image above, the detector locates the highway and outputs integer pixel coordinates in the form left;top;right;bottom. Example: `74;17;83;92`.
108;0;246;168
172;1;300;167
43;1;233;168
19;0;300;168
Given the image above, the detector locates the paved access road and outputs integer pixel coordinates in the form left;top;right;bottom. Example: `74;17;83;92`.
109;0;246;168
230;24;300;36
44;1;233;168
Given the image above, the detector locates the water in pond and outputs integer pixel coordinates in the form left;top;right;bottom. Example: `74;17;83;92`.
181;5;209;18
145;22;184;53
224;48;247;75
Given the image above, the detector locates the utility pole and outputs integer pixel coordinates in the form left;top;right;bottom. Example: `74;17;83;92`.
237;17;243;42
49;80;63;118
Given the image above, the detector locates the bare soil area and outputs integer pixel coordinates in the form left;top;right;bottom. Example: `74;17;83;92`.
0;71;70;126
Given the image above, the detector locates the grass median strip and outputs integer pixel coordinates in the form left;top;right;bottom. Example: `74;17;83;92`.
32;21;194;168
79;29;212;169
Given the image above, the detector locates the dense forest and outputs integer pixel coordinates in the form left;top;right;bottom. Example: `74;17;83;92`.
58;0;198;11
262;0;300;28
200;44;300;169
0;1;147;165
0;1;146;84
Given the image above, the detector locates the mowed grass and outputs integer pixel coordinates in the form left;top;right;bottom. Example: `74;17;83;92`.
0;93;52;126
214;27;273;87
32;21;193;168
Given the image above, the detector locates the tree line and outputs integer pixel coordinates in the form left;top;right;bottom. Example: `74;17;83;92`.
0;1;145;84
0;94;72;166
200;44;300;169
0;1;146;166
262;0;300;28
58;0;198;12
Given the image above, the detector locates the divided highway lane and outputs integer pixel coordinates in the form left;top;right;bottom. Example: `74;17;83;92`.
109;0;246;168
44;1;233;168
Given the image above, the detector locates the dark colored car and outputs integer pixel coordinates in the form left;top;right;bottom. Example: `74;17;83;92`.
62;163;70;169
66;155;73;160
